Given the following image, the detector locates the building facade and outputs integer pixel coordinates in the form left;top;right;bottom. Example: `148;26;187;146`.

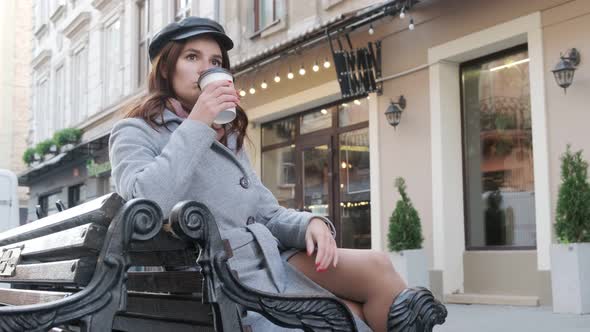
0;0;32;225
22;0;590;305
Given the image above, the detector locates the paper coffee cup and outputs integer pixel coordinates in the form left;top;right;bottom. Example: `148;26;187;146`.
197;67;237;125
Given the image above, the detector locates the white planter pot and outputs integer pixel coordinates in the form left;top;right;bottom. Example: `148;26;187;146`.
551;243;590;314
389;249;429;288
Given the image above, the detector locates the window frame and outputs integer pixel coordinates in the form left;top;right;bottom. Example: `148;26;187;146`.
34;73;50;143
102;13;124;108
459;43;536;251
34;0;49;34
70;41;89;126
53;63;65;133
136;0;152;89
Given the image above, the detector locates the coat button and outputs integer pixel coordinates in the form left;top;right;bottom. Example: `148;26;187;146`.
246;216;256;225
240;177;250;189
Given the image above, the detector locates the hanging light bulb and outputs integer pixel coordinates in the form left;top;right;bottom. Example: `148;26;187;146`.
368;24;374;35
299;64;306;76
287;66;294;79
354;99;361;105
312;61;320;72
323;57;331;69
249;85;256;94
239;89;246;97
409;18;415;30
274;72;281;83
261;80;268;89
400;7;406;19
320;108;328;115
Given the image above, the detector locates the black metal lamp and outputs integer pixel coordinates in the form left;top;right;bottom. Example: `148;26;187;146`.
385;95;406;128
552;48;581;94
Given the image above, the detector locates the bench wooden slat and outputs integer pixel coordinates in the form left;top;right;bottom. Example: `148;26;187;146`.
124;292;213;325
129;249;197;267
0;223;106;262
0;193;123;247
127;271;202;294
129;229;192;252
0;257;96;286
0;288;70;306
113;314;215;332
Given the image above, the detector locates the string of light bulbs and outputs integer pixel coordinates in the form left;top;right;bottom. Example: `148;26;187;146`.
238;3;416;98
237;57;332;97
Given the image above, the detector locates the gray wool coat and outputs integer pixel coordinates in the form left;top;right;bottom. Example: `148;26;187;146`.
109;109;372;331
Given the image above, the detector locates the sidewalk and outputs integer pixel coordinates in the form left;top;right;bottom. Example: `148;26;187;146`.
437;304;590;332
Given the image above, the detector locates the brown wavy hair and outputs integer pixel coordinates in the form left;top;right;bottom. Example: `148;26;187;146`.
125;37;248;151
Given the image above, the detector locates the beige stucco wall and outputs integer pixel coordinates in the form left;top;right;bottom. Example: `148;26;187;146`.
541;0;590;240
0;0;32;205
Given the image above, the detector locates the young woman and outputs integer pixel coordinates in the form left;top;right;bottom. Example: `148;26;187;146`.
109;17;445;332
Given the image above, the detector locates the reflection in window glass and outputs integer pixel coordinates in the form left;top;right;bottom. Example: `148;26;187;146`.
262;146;296;208
300;108;332;134
339;98;369;127
302;145;330;217
262;118;296;147
339;128;371;249
461;47;535;248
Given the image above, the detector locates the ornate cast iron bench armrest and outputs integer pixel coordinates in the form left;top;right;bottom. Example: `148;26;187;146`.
168;200;359;332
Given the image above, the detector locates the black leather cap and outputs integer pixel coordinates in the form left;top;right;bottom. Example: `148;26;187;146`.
148;17;234;61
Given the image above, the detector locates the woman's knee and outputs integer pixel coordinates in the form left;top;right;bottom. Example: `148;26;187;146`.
368;250;395;274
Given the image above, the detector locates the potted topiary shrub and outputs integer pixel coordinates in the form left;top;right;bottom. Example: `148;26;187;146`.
551;145;590;314
388;177;428;287
53;128;82;151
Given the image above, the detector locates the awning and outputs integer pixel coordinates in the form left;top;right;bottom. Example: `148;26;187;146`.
231;0;418;77
18;134;110;187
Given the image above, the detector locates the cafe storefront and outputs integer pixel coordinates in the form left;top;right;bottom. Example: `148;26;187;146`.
259;98;371;249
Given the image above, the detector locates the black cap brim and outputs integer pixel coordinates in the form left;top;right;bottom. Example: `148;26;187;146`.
171;30;234;51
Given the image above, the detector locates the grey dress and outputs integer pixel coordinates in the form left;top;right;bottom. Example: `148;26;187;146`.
109;109;372;331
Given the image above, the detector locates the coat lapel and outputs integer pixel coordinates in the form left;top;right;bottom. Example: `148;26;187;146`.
158;109;249;178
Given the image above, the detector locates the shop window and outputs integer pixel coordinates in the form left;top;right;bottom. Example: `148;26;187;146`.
461;45;536;249
260;101;371;249
261;118;296;147
300;108;332;135
339;128;371;249
262;146;296;209
339;98;369;127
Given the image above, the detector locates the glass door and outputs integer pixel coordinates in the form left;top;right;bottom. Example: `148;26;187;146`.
297;136;334;222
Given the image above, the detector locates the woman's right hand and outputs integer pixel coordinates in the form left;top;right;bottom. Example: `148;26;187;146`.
188;80;239;125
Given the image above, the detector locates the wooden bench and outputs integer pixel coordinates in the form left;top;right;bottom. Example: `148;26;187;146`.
0;193;360;331
0;193;447;331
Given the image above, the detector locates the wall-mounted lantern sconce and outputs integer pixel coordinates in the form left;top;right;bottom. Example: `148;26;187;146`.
385;95;406;128
552;48;581;94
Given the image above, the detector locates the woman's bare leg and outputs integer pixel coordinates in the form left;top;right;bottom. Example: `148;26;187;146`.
288;249;407;332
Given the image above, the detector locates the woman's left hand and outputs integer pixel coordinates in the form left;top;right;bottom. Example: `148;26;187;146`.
305;218;338;272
